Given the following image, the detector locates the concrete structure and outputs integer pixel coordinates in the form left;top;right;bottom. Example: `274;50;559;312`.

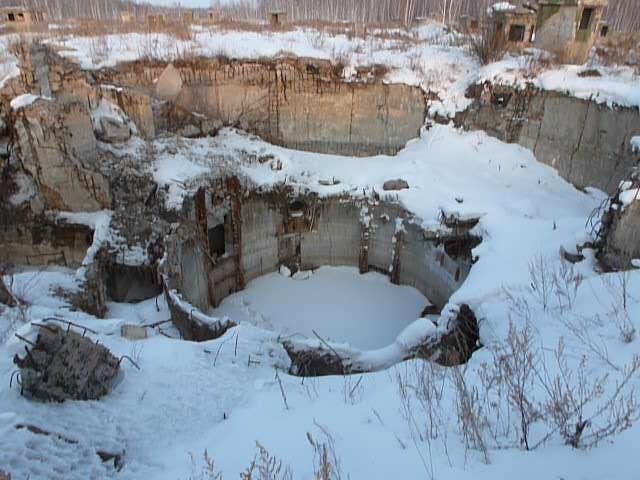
490;3;537;50
0;7;46;27
459;15;479;32
486;1;608;63
207;10;221;22
101;59;426;156
457;83;640;194
120;12;134;23
181;9;195;24
269;11;287;28
163;184;479;341
534;0;608;64
147;14;167;27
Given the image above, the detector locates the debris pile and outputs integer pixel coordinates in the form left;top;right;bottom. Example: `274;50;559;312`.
13;325;120;402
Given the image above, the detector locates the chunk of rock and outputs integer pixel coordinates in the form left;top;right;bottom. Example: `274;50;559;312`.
13;325;120;402
383;179;409;191
177;124;202;138
97;117;132;143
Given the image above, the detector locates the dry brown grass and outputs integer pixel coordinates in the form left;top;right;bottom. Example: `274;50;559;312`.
595;32;640;71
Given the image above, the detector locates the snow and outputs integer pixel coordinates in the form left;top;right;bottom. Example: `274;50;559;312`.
30;23;637;117
91;98;137;135
0;50;19;90
9;94;50;110
632;136;640;153
209;266;428;350
481;55;640;109
2;23;640;480
620;187;640;206
489;2;517;14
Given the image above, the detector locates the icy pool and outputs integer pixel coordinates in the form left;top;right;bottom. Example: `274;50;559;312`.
208;266;429;350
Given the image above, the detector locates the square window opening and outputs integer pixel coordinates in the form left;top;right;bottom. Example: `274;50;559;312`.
508;24;526;42
579;8;594;30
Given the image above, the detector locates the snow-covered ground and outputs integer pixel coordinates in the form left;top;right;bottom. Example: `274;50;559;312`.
1;19;640;480
2;121;639;479
209;266;428;350
1;22;638;117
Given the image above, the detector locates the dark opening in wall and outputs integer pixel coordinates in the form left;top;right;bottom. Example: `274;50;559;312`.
8;13;15;21
289;200;305;218
508;24;526;42
579;8;594;30
208;224;225;258
106;264;162;303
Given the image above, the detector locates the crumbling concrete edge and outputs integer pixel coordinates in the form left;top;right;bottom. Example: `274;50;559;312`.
282;303;481;377
162;273;236;341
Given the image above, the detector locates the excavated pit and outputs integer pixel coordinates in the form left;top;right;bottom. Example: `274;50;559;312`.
161;182;481;372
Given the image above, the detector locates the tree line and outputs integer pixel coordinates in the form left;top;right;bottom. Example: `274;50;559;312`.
213;0;639;32
0;0;638;32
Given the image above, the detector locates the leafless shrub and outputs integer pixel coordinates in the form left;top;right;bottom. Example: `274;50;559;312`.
330;50;352;78
395;363;445;478
341;375;364;404
494;321;541;450
451;365;491;464
189;449;222;480
551;260;583;313
602;266;637;344
467;16;507;65
130;342;144;365
595;33;640;72
529;255;552;312
241;442;293;480
521;52;555;79
306;426;343;480
536;341;640;449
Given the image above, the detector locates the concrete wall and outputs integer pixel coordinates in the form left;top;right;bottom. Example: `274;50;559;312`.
241;196;281;282
457;85;640;194
300;200;361;268
166;190;475;320
0;219;94;267
98;59;426;156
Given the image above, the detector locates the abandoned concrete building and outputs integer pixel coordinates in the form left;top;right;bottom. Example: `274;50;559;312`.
269;11;288;28
491;3;538;48
490;0;608;64
534;0;608;63
120;11;135;24
0;7;46;27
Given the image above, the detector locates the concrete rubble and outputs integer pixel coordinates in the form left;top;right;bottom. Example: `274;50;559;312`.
13;325;120;402
383;179;409;191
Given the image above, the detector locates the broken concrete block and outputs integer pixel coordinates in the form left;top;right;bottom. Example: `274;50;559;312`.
383;179;409;191
155;63;183;101
98;117;132;143
201;119;223;136
14;325;120;402
177;124;201;138
121;324;148;340
12;99;111;211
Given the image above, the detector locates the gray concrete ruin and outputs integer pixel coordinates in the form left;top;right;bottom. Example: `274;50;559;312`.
0;40;638;378
161;180;479;344
488;0;608;64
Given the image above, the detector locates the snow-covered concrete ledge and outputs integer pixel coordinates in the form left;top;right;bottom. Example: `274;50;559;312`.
164;279;236;341
283;304;479;376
